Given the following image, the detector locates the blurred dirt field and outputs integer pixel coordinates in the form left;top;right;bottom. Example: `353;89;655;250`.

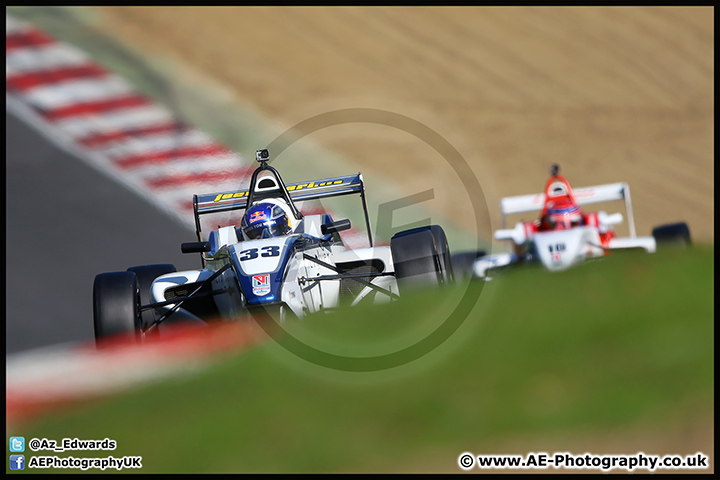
92;6;713;245
87;7;713;468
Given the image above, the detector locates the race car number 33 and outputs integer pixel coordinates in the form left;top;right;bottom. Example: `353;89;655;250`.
239;246;281;261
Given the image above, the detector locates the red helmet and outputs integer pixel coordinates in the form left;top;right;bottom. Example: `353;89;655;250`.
542;199;584;230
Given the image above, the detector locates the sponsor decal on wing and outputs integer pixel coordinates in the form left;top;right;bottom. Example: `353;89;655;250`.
211;179;347;202
213;190;249;202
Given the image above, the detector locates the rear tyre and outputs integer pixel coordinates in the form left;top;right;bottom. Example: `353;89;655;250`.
450;250;486;283
93;271;141;343
391;225;454;294
127;264;177;329
652;222;691;247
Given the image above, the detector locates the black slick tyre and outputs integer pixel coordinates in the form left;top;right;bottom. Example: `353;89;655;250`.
93;271;141;343
652;222;691;247
450;250;486;283
391;225;454;294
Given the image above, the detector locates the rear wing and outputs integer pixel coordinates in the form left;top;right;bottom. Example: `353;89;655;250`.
499;182;638;238
192;173;373;245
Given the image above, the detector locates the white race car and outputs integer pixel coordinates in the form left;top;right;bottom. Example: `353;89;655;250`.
471;165;691;279
93;150;454;343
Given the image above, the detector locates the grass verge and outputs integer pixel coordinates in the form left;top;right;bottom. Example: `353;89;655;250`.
8;245;713;473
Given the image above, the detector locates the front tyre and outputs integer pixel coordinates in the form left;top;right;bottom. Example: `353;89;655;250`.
391;225;454;294
93;271;141;343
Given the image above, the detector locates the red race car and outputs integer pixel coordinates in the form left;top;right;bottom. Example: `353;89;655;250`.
472;165;690;278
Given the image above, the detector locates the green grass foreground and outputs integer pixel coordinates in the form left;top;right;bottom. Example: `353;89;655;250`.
11;245;714;473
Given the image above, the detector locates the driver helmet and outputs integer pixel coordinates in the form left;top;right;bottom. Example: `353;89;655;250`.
542;199;584;230
240;199;294;240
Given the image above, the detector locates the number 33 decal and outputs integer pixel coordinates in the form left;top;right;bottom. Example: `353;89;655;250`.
238;246;280;261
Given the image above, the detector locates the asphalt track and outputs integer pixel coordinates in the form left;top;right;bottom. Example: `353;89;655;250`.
5;108;199;355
